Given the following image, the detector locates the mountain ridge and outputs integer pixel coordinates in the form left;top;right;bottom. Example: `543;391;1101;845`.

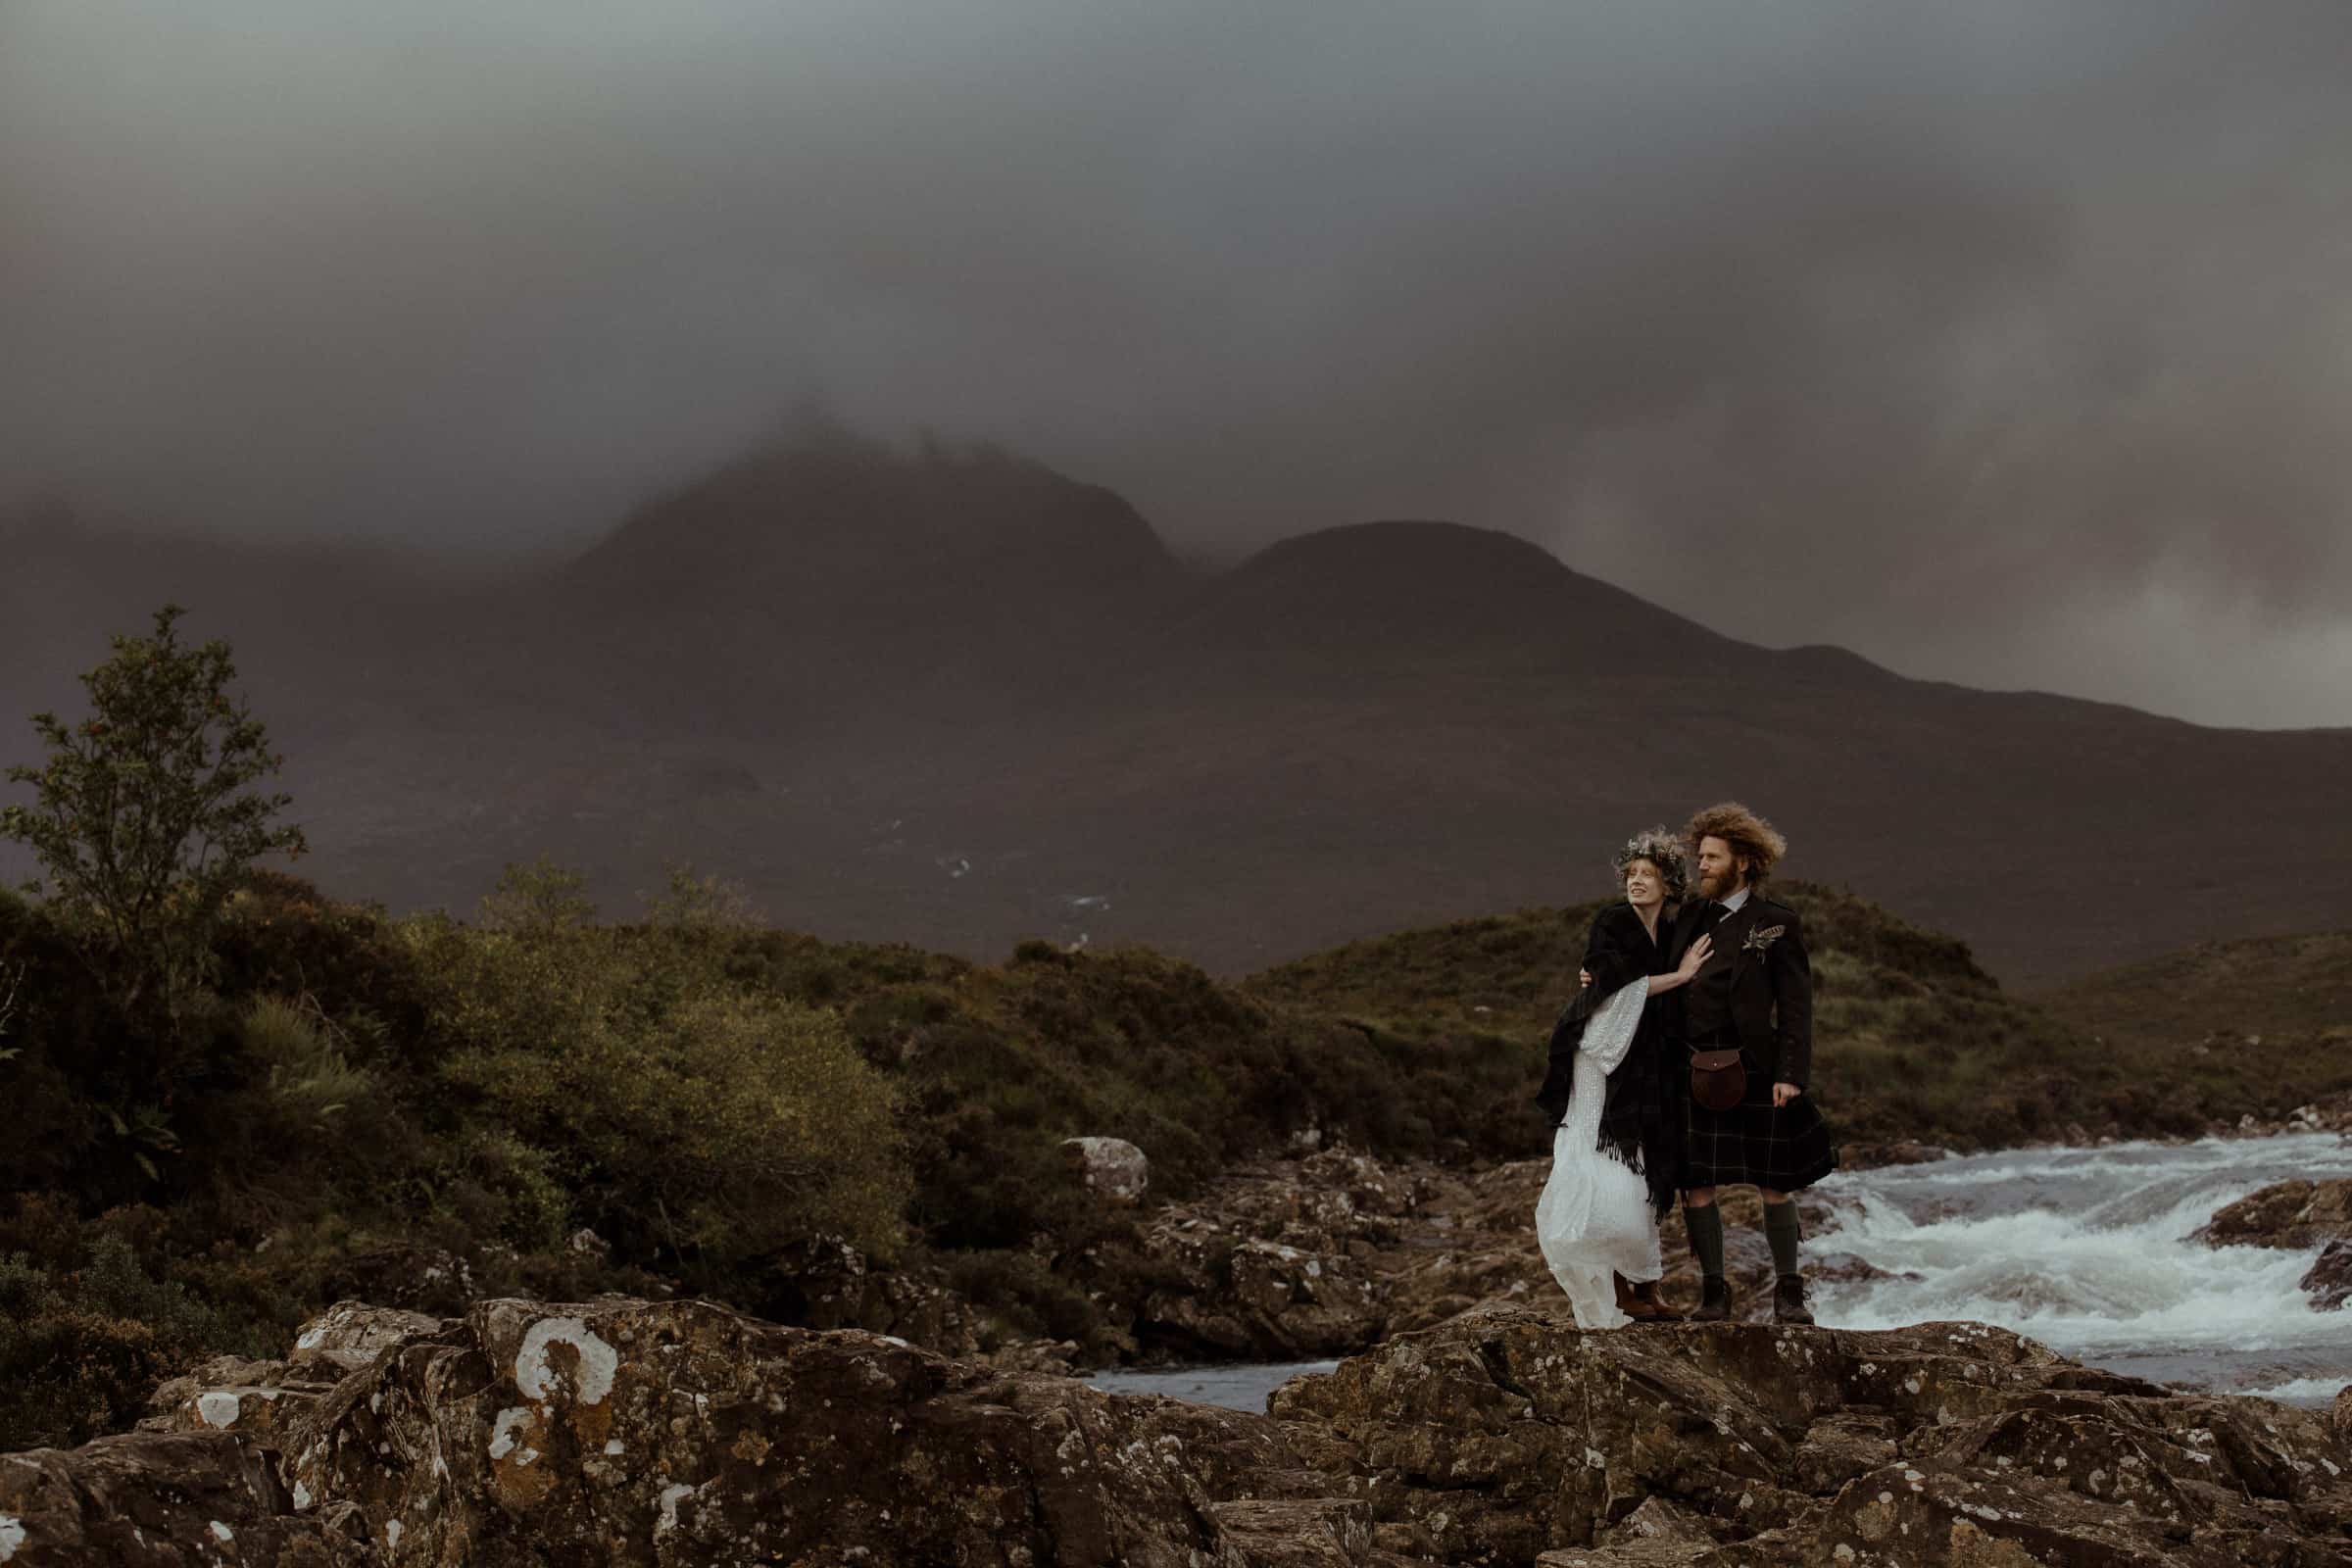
5;436;2348;986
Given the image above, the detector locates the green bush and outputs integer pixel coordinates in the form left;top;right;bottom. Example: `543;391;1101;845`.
403;868;909;1279
0;1228;244;1450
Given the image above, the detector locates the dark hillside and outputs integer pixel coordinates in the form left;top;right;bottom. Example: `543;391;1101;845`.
2036;930;2352;1122
1245;882;2318;1149
9;439;2352;989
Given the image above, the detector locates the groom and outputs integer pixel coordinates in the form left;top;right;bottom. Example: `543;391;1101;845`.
1666;803;1838;1324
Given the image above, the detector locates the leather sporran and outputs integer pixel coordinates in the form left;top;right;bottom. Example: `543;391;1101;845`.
1689;1047;1747;1111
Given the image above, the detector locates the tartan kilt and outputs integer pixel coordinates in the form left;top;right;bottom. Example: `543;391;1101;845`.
1682;1063;1838;1192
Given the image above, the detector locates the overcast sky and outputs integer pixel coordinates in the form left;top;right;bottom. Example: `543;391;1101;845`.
5;2;2350;727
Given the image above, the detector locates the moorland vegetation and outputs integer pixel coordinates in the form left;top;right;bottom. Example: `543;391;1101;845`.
2;610;2346;1453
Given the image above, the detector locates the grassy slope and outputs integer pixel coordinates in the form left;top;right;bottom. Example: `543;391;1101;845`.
1242;880;2352;1150
2034;931;2352;1123
738;931;1545;1247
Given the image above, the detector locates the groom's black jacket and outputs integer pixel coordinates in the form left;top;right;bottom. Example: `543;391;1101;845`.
1667;891;1814;1090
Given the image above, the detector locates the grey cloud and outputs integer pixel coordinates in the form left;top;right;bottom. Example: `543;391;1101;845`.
2;1;2348;723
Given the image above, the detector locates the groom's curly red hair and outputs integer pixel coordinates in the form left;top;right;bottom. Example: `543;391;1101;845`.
1684;802;1789;887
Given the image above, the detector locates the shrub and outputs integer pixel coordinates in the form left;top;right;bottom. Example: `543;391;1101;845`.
0;1231;235;1450
406;865;909;1280
0;604;306;1018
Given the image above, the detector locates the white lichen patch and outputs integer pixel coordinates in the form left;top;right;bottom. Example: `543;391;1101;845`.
196;1392;243;1428
209;1522;234;1544
0;1514;24;1562
605;1439;625;1456
656;1483;697;1536
490;1406;534;1461
515;1317;618;1404
292;1481;314;1511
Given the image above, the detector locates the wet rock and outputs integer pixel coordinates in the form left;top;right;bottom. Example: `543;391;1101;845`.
0;1429;376;1566
1840;1141;1953;1169
2298;1239;2352;1311
2196;1180;2352;1306
2193;1178;2352;1250
1061;1134;1150;1204
1810;1251;1911;1288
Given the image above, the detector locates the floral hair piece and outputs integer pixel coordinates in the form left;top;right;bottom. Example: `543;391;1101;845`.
1612;826;1690;899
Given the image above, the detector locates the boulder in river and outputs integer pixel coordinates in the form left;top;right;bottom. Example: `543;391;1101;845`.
2194;1178;2352;1250
2195;1178;2352;1309
2303;1239;2352;1311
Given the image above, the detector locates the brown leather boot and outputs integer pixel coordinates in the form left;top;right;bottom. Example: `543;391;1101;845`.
1629;1280;1684;1322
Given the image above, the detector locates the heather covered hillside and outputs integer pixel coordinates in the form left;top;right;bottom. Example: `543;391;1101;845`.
9;853;2347;1450
1248;882;2352;1149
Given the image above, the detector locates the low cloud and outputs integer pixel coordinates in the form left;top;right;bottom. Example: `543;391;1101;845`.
3;1;2347;724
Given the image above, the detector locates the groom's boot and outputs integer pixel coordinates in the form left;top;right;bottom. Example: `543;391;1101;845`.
1683;1201;1730;1321
1764;1200;1812;1324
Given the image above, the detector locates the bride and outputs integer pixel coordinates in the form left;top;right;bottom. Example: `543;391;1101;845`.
1533;828;1711;1329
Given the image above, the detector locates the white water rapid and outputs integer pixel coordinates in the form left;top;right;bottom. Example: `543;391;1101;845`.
1812;1131;2352;1405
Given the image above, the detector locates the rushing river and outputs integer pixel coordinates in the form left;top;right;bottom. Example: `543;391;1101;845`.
1814;1130;2352;1405
1089;1131;2352;1413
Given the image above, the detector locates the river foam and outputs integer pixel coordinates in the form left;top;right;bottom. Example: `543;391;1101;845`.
1813;1131;2352;1404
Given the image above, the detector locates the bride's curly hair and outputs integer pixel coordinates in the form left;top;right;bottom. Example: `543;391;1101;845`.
1684;802;1788;887
1612;826;1690;898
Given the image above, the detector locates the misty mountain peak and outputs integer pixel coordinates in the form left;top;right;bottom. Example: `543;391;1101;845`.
561;430;1181;611
1173;517;1719;659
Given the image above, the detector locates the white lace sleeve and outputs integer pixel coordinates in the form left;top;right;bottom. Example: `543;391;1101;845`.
1579;978;1647;1074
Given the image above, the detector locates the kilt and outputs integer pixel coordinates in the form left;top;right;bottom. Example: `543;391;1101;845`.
1682;1056;1838;1192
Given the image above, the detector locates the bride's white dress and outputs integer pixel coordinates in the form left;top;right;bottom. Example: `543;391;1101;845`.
1534;977;1663;1329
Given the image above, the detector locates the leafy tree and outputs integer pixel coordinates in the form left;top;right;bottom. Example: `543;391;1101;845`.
1;604;307;1013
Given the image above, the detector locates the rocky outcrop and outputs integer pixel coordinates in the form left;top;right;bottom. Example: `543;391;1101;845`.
1111;1145;1871;1362
1130;1149;1437;1359
2305;1242;2352;1312
6;1295;2347;1566
0;1429;376;1566
765;1233;985;1356
2196;1179;2352;1311
1272;1305;2352;1566
2196;1179;2352;1250
279;1296;1310;1565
